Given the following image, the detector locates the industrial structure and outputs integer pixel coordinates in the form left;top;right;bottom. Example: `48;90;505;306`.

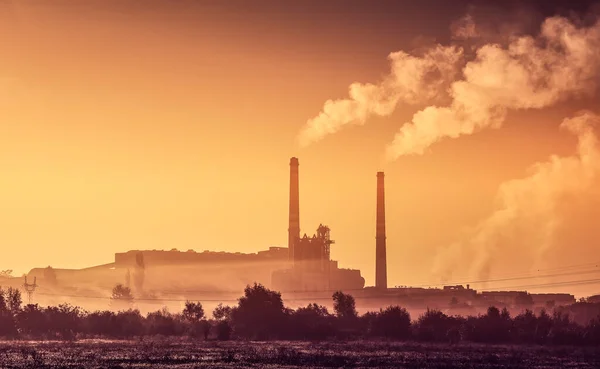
271;157;365;292
23;156;581;313
288;157;300;262
376;171;387;290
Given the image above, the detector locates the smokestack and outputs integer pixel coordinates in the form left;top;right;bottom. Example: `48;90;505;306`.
288;157;300;261
376;172;387;290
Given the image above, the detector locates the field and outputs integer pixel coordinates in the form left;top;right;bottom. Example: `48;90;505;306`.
0;340;599;368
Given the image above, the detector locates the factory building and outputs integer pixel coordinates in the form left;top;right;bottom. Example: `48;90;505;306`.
271;157;365;292
24;155;581;313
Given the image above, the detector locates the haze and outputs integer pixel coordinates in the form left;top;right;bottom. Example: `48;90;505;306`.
1;0;600;296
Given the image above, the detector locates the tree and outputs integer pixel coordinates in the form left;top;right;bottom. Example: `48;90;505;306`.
231;283;286;339
290;303;335;340
110;284;134;310
182;301;205;322
216;320;232;340
332;291;357;319
182;301;207;338
145;307;182;336
0;288;16;337
6;287;22;314
84;310;117;337
370;306;411;340
0;288;7;312
213;303;232;321
413;309;459;342
115;309;144;338
16;304;46;337
45;304;82;340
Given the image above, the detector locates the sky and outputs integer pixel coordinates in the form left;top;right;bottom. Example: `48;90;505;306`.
1;0;600;295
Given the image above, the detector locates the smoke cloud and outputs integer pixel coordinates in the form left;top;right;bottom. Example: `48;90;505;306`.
432;111;600;281
297;45;464;147
387;16;600;159
299;14;600;158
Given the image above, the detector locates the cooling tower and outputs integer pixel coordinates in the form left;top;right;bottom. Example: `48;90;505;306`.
376;172;388;289
288;157;300;261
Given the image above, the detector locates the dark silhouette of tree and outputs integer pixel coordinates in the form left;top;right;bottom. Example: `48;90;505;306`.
0;288;7;312
199;319;212;340
115;309;144;338
182;301;206;338
9;285;600;345
84;310;117;337
0;288;17;337
370;306;412;340
45;304;82;340
513;309;537;343
332;291;357;319
470;306;512;343
146;307;182;336
213;303;233;321
289;303;335;340
6;287;21;315
183;301;205;322
413;309;461;342
548;310;584;345
16;304;46;337
231;283;285;339
216;320;232;340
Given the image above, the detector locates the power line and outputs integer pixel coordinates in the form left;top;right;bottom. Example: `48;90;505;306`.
396;261;600;289
482;278;600;292
410;268;600;288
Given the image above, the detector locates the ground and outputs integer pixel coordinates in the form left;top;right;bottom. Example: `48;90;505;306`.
0;340;598;368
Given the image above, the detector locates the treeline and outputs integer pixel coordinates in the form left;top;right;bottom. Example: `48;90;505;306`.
2;284;600;345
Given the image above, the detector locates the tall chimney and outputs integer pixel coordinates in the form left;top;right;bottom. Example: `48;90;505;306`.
376;172;387;290
288;157;300;261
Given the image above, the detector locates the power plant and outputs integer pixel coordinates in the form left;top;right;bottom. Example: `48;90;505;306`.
272;157;365;292
22;156;579;313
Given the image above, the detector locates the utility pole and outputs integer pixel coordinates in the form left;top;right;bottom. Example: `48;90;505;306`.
23;276;38;305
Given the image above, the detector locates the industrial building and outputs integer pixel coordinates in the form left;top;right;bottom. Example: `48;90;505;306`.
271;157;365;292
23;156;579;313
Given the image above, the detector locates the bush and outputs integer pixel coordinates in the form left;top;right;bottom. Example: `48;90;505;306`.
288;303;335;340
369;306;411;340
231;283;286;340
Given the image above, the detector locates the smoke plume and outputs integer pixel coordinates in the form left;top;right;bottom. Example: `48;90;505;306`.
432;111;600;281
299;14;600;158
387;16;600;159
298;45;464;147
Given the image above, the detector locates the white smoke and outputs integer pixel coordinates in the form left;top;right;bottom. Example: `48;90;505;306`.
297;45;464;147
432;111;600;280
299;15;600;158
386;16;600;159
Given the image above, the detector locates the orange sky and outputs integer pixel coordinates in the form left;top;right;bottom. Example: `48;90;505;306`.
1;1;600;295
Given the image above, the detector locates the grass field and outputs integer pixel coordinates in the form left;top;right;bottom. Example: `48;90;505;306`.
0;339;598;368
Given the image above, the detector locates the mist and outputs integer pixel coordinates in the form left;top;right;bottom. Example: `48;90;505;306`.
432;111;600;282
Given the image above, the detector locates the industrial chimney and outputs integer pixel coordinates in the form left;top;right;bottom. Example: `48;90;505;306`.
288;157;300;261
376;172;387;290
